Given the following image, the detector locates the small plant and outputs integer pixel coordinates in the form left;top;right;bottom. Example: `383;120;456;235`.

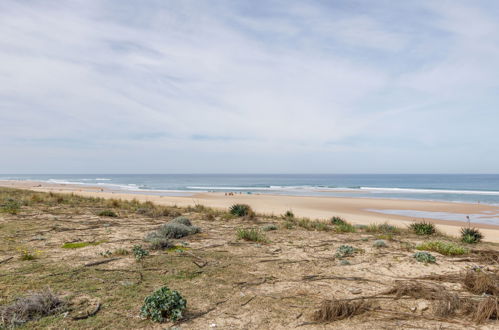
262;224;278;231
19;249;37;261
283;220;294;229
236;228;267;242
132;245;149;261
0;198;21;215
416;241;469;256
98;210;118;217
149;237;173;250
335;245;356;258
340;260;351;266
229;204;253;217
334;222;356;233
140;286;186;322
413;251;436;264
373;239;387;248
99;250;113;257
146;221;200;241
409;221;436;235
330;216;346;225
284;210;294;218
460;227;483;244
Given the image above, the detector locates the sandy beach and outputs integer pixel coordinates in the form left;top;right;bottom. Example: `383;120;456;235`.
2;179;499;243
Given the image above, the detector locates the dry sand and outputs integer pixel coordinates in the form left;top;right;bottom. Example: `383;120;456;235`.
2;179;499;242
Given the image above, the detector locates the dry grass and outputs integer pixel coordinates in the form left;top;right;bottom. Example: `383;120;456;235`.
312;298;370;322
0;290;65;327
463;271;499;296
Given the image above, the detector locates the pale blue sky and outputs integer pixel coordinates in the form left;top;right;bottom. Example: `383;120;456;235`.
1;0;498;173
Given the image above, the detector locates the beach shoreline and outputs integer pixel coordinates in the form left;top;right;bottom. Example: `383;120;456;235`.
2;179;499;242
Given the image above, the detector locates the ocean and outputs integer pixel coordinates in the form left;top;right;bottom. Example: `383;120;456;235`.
2;174;499;205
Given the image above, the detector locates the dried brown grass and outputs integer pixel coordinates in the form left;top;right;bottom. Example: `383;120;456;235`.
463;271;499;296
312;298;370;322
0;289;65;327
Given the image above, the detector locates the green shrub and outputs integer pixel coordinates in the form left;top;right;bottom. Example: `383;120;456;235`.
262;224;278;231
416;241;468;256
296;218;331;231
0;198;21;215
460;227;483;244
146;221;200;241
149;238;173;250
413;251;436;263
236;228;267;242
409;221;436;235
170;216;192;226
132;245;149;261
365;223;399;234
140;286;186;322
284;210;294;218
19;249;36;260
330;216;346;225
335;245;356;258
334;222;356;233
98;210;118;217
229;204;253;217
373;239;387;248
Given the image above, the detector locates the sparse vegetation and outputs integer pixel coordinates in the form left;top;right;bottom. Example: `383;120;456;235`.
416;241;469;256
236;228;267;242
98;209;118;217
413;251;436;263
229;204;254;217
140;286;186;322
461;227;483;244
365;222;400;234
334;222;357;233
113;248;129;256
409;221;436;235
1;198;22;214
132;245;149;261
284;210;294;218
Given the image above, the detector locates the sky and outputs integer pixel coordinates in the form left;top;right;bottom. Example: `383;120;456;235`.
1;0;498;174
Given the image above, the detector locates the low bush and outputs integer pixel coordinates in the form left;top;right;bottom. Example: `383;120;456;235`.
284;210;294;218
236;228;267;242
413;251;436;264
229;204;254;217
19;249;37;261
416;241;469;256
335;245;356;258
295;218;332;231
409;221;436;235
373;239;387;248
97;210;118;217
330;216;346;225
262;224;278;231
0;290;65;327
170;216;192;226
461;227;483;244
149;237;173;250
140;286;186;322
132;245;149;261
